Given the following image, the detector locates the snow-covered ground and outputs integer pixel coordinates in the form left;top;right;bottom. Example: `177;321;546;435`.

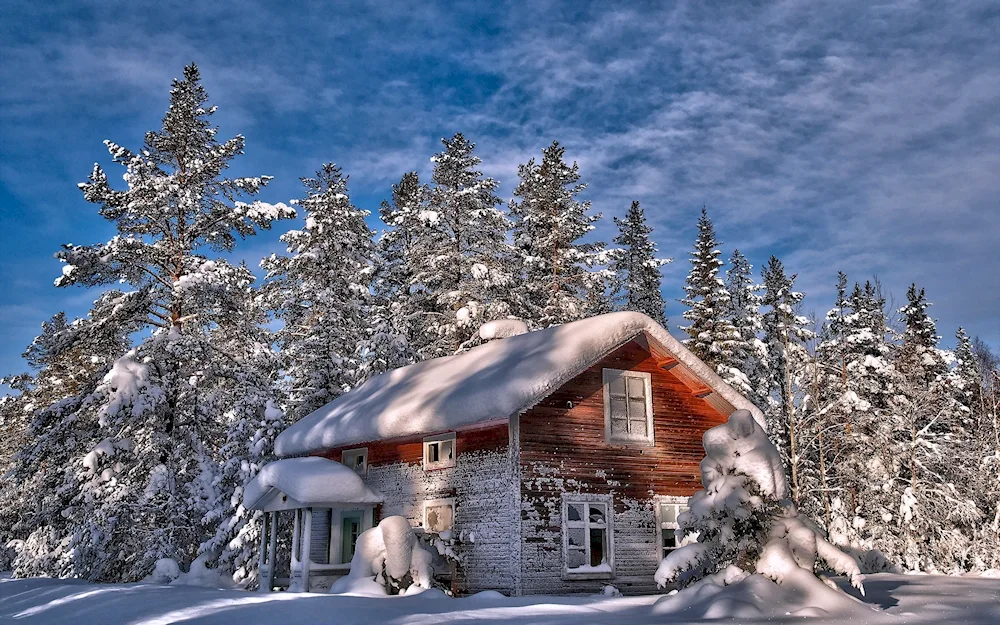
2;574;998;625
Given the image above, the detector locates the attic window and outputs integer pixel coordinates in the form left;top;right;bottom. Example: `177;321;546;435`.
423;433;456;470
342;448;368;475
602;369;654;445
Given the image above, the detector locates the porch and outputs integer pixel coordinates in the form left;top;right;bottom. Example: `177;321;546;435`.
244;456;382;592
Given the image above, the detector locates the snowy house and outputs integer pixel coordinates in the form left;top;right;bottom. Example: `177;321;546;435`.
249;311;764;595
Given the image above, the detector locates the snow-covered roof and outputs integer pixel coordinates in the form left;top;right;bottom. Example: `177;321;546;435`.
243;457;383;510
274;311;765;457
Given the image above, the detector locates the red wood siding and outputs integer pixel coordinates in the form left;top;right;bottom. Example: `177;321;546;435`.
518;339;728;594
313;423;509;466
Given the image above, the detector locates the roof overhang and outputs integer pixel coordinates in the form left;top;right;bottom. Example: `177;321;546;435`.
243;457;383;511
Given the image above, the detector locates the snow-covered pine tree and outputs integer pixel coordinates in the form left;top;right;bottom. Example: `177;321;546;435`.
654;410;866;612
721;249;768;408
759;256;814;504
409;134;515;356
509;141;606;327
48;64;294;581
609;200;670;326
952;327;982;413
262;163;374;422
365;171;431;376
679;207;739;369
836;281;906;562
2;296;136;577
895;286;978;572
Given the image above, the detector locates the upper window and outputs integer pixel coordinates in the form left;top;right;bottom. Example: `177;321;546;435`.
602;369;654;445
342;447;368;475
655;496;689;560
423;433;456;470
562;493;614;578
423;498;455;533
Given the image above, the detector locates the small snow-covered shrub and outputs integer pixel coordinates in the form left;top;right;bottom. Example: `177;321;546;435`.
655;410;866;597
330;516;435;596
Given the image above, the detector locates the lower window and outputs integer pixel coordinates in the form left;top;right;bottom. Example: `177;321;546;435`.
562;494;614;577
423;498;455;533
656;496;690;560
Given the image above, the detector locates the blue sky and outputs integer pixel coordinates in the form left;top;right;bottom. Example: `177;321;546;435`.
1;0;998;381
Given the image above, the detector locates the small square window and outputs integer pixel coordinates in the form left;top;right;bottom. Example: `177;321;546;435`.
603;369;654;445
423;433;456;470
342;448;368;475
423;498;455;533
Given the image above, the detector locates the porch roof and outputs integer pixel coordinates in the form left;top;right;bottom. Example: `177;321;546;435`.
243;456;383;511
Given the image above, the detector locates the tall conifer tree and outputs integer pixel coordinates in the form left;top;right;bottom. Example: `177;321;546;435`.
609;200;670;326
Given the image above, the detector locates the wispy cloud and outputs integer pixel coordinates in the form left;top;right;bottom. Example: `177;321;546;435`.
0;0;997;379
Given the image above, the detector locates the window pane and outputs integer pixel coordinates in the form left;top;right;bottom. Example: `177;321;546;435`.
566;548;586;569
441;440;454;460
629;417;648;438
426;504;454;532
428;443;439;463
662;529;677;549
610;398;628;419
608;376;626;397
589;528;606;566
567;503;584;522
589;504;607;524
610;417;628;436
568;527;586;548
660;504;676;524
626;377;646;398
628;397;646;419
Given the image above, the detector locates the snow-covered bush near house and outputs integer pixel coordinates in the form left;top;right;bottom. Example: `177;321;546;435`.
142;554;236;588
329;516;436;596
654;409;870;617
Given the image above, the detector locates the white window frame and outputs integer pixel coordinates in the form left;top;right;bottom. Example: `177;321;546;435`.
423;497;456;533
602;368;655;445
654;495;689;561
423;432;457;470
561;493;614;579
341;447;368;475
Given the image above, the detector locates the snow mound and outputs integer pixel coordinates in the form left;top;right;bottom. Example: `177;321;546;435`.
478;318;528;340
329;516;436;596
653;571;872;620
144;555;235;589
276;311;764;455
243;457;383;509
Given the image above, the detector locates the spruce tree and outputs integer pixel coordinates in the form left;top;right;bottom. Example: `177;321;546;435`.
609;200;670;326
509;141;606;327
262;163;375;421
721;249;768;407
760;256;814;503
43;64;293;581
412;133;515;356
365;172;430;375
679;207;739;369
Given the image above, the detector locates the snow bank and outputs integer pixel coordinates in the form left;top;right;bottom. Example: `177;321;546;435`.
329;516;436;596
478;318;528;340
143;555;235;589
243;457;383;509
653;570;872;620
276;311;764;455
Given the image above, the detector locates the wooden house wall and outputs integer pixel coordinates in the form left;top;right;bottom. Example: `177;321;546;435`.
517;340;729;595
315;424;519;594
